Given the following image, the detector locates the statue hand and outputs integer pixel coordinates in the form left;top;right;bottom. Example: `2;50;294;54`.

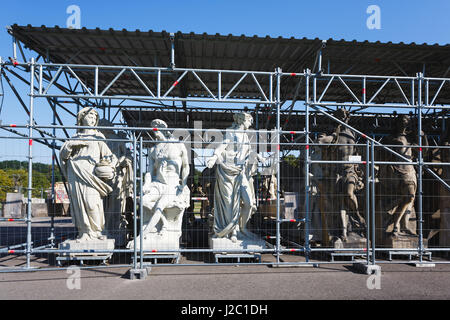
206;155;217;168
142;172;152;193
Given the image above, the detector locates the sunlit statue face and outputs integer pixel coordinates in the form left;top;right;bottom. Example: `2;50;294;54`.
235;113;253;130
242;117;252;130
400;115;410;128
81;110;97;127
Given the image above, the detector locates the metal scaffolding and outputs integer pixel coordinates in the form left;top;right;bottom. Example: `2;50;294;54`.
0;26;449;276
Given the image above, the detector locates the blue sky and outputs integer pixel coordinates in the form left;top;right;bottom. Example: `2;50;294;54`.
0;0;449;162
1;0;449;46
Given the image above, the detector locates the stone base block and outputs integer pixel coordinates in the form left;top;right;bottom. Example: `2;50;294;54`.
209;236;266;252
127;232;181;252
333;233;367;249
128;268;148;280
384;234;426;249
58;238;115;256
413;263;436;268
31;203;48;217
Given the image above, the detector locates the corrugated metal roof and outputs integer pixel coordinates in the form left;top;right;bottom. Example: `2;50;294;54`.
7;24;450;104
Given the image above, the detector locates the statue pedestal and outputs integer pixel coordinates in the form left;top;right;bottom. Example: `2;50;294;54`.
330;233;368;262
384;233;425;248
209;235;266;252
57;239;115;265
127;231;181;252
332;233;367;249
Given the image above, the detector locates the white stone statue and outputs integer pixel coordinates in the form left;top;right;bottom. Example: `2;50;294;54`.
127;119;190;251
59;107;116;243
206;112;266;250
98;119;134;246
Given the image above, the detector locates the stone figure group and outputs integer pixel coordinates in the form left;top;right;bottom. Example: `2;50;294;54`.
312;110;427;247
315;109;365;246
60;106;439;253
60;108;267;253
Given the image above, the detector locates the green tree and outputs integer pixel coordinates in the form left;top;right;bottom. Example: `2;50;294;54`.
0;169;15;202
3;168;51;199
283;154;300;168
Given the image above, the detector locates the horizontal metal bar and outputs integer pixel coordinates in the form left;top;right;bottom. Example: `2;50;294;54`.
309;160;366;164
33;94;276;104
29;62;276;76
313;102;420;109
319;73;417;80
0;124;285;134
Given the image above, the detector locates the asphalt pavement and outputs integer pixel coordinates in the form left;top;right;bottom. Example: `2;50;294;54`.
1;262;450;300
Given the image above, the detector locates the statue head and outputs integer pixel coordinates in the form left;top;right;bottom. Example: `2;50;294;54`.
233;112;253;129
333;108;350;123
397;114;411;132
77;107;99;130
150;119;172;140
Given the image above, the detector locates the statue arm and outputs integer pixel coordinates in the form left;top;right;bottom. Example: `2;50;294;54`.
143;153;154;194
59;141;73;161
207;137;230;168
98;140;116;163
180;145;190;188
331;125;341;144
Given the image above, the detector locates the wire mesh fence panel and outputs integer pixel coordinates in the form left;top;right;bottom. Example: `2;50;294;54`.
2;99;450;271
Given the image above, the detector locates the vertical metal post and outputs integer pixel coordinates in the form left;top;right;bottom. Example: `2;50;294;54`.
94;67;99;96
317;49;322;73
50;107;56;248
365;139;370;265
269;74;273;102
218;72;222;100
26;57;35;269
157;69;161;98
363;77;367;105
417;73;424;262
39;64;43;95
132;133;137;269
13;37;17;61
304;69;311;262
170;33;175;69
255;104;260;208
139;135;144;269
370;140;376;265
276;68;281;265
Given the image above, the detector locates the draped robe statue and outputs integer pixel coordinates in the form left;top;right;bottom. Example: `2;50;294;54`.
206;112;265;245
60;107;115;242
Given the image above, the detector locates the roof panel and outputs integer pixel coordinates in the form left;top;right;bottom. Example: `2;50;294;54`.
7;24;450;103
